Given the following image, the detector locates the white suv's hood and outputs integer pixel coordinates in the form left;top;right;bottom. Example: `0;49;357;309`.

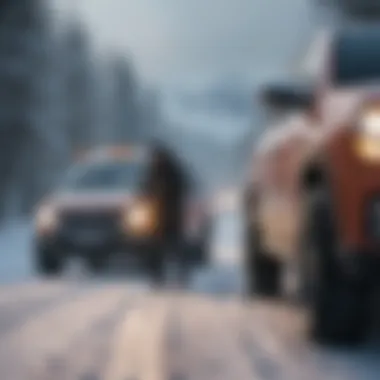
52;191;134;211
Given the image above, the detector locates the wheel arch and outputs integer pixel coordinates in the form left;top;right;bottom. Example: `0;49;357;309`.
300;161;329;194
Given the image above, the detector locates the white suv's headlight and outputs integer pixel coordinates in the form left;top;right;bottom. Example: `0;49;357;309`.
128;204;152;227
122;201;156;235
35;205;58;234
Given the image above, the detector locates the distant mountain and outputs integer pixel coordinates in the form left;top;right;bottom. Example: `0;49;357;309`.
172;76;253;116
158;124;245;188
157;73;287;187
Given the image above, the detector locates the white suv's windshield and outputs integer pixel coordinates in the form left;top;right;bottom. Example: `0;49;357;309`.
333;27;380;85
63;160;145;191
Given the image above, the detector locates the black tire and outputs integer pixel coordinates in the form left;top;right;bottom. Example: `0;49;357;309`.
301;188;372;346
145;246;166;286
177;242;193;288
197;243;210;267
199;221;212;267
243;194;281;298
187;239;210;269
35;248;64;276
86;254;107;274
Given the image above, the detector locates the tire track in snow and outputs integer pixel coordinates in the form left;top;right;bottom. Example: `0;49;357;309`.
0;281;92;337
33;290;137;380
0;284;129;379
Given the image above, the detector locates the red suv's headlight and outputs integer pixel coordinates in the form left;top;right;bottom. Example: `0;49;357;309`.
354;104;380;161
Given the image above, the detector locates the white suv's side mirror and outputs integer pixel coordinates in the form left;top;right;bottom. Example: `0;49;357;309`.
260;82;314;113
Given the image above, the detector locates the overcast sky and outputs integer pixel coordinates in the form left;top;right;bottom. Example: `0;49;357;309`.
50;0;322;144
52;0;316;87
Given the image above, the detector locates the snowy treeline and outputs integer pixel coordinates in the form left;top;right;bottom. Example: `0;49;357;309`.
0;0;162;219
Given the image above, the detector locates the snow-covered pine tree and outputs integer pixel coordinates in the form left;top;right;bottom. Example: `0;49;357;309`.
0;0;49;217
61;20;96;155
108;55;140;144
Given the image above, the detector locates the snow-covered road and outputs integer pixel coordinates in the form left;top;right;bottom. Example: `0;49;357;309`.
0;207;379;379
0;220;34;283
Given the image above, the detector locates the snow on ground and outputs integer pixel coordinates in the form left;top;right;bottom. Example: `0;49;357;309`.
1;203;380;379
191;205;244;296
0;219;33;283
0;197;244;295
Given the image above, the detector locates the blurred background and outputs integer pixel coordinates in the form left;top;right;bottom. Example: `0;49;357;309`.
0;1;379;379
0;0;326;220
0;0;372;220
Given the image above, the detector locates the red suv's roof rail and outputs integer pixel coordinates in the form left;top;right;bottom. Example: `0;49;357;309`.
317;0;380;20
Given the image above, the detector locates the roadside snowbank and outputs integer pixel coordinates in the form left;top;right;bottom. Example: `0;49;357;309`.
0;219;33;282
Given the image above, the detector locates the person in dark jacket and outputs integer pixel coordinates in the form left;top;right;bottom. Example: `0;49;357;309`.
145;142;190;285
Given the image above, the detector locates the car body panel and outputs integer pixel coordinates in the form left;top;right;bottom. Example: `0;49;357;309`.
48;191;133;212
252;113;319;259
250;26;380;262
35;145;210;258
